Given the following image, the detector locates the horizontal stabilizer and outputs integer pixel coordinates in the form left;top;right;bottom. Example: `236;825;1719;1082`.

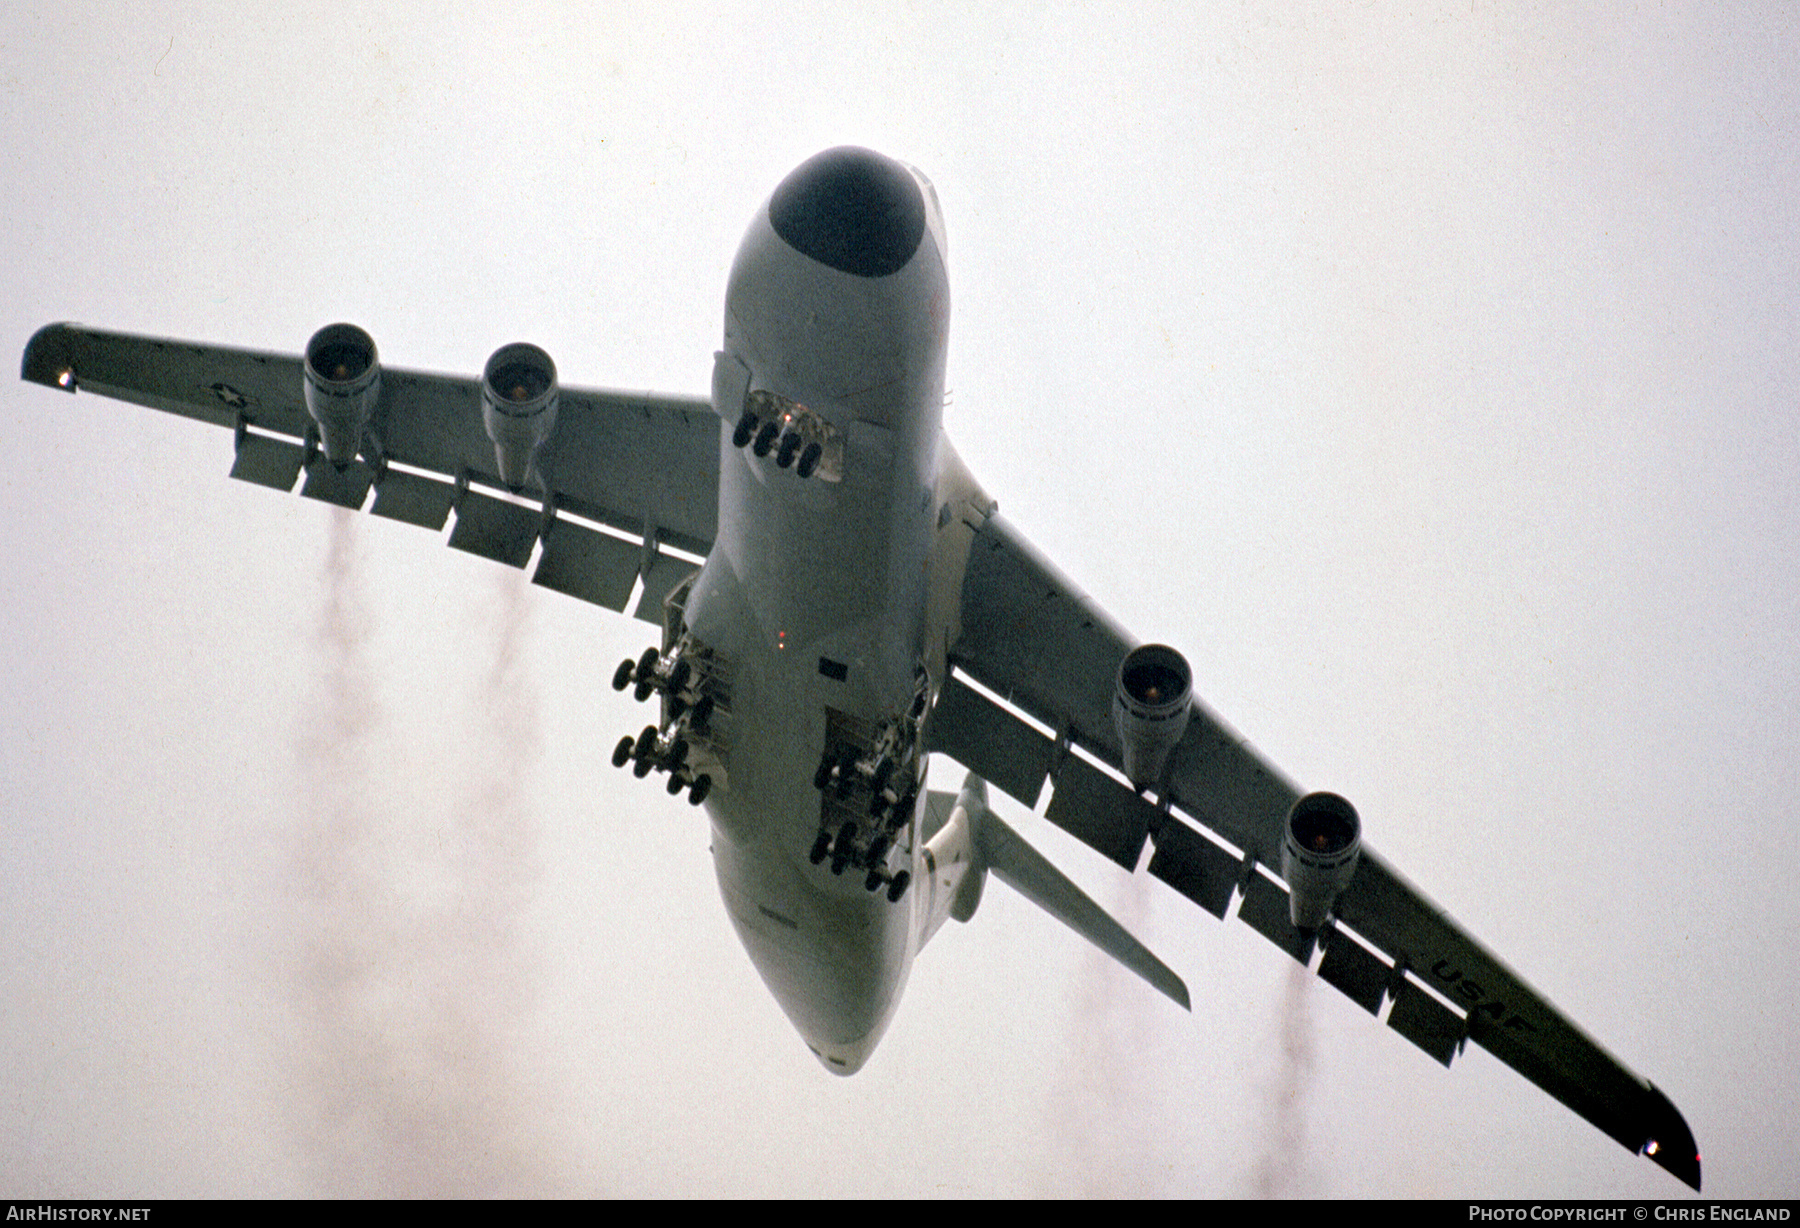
960;774;1189;1010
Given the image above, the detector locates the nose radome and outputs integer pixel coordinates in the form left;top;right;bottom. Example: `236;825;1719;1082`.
768;147;926;278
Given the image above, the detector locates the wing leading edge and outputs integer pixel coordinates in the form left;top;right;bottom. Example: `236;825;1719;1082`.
22;323;719;618
929;506;1701;1191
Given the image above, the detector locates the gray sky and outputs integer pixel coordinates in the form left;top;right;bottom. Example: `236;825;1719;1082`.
3;1;1795;1198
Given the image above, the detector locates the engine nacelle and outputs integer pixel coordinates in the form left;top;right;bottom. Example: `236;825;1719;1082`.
482;342;558;489
1112;643;1192;789
1281;791;1362;931
303;323;380;466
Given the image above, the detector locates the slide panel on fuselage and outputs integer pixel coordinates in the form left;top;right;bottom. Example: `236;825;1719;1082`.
926;674;1053;808
369;470;455;531
1145;816;1239;920
533;518;642;612
1235;867;1312;964
1387;973;1466;1067
228;431;305;492
299;459;376;509
448;490;541;568
1316;925;1391;1016
1041;752;1154;872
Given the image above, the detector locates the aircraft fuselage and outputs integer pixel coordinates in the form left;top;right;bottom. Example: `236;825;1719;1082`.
682;148;956;1072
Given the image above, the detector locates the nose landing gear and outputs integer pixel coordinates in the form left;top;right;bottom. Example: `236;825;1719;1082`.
727;389;842;482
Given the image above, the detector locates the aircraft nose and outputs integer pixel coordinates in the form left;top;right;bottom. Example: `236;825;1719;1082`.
768;147;926;278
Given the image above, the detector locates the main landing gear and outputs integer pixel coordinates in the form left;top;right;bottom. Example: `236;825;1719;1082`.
611;643;715;806
806;818;912;904
807;682;928;904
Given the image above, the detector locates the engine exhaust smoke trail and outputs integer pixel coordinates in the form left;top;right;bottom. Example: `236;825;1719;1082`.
1052;871;1175;1195
292;511;558;1196
1251;959;1321;1198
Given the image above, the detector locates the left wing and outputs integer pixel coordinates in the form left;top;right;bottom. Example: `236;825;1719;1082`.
927;505;1702;1191
22;323;718;618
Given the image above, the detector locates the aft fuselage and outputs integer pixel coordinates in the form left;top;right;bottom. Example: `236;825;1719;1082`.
682;148;953;1072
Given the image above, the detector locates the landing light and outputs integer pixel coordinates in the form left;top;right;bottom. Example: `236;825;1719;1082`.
56;367;74;388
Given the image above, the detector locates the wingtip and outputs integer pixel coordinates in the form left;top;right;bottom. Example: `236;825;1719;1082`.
1641;1082;1701;1191
1650;1145;1702;1193
21;322;81;390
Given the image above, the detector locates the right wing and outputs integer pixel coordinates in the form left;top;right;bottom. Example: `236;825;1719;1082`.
22;323;719;619
928;507;1702;1191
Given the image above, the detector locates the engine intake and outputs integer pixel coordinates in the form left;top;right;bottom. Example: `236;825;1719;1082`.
303;323;380;466
1112;643;1192;789
482;342;559;490
1281;791;1362;930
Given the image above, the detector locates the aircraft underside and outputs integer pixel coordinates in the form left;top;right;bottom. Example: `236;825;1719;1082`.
17;145;1702;1189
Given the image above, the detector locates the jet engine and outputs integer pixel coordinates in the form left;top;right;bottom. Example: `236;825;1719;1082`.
1280;791;1362;931
1112;643;1192;789
303;323;380;466
481;342;558;490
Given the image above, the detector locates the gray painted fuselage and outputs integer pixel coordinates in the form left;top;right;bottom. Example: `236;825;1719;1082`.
684;151;962;1072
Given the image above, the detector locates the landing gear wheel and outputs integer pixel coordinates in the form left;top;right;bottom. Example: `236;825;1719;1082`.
813;755;834;791
829;821;858;875
752;421;779;457
687;775;711;806
666;772;687;795
776;431;801;468
797;441;822;478
833;747;860;798
864;868;885;893
732;409;759;449
808;830;832;865
886;870;911;904
612;658;635;691
667;659;691;693
633;725;659;760
636;647;660;676
612;735;635;768
632;756;655;779
688;695;714;732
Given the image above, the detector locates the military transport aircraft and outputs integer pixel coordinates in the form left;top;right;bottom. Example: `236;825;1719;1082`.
20;146;1701;1190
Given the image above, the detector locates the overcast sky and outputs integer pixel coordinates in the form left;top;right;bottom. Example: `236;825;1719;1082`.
3;2;1796;1199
